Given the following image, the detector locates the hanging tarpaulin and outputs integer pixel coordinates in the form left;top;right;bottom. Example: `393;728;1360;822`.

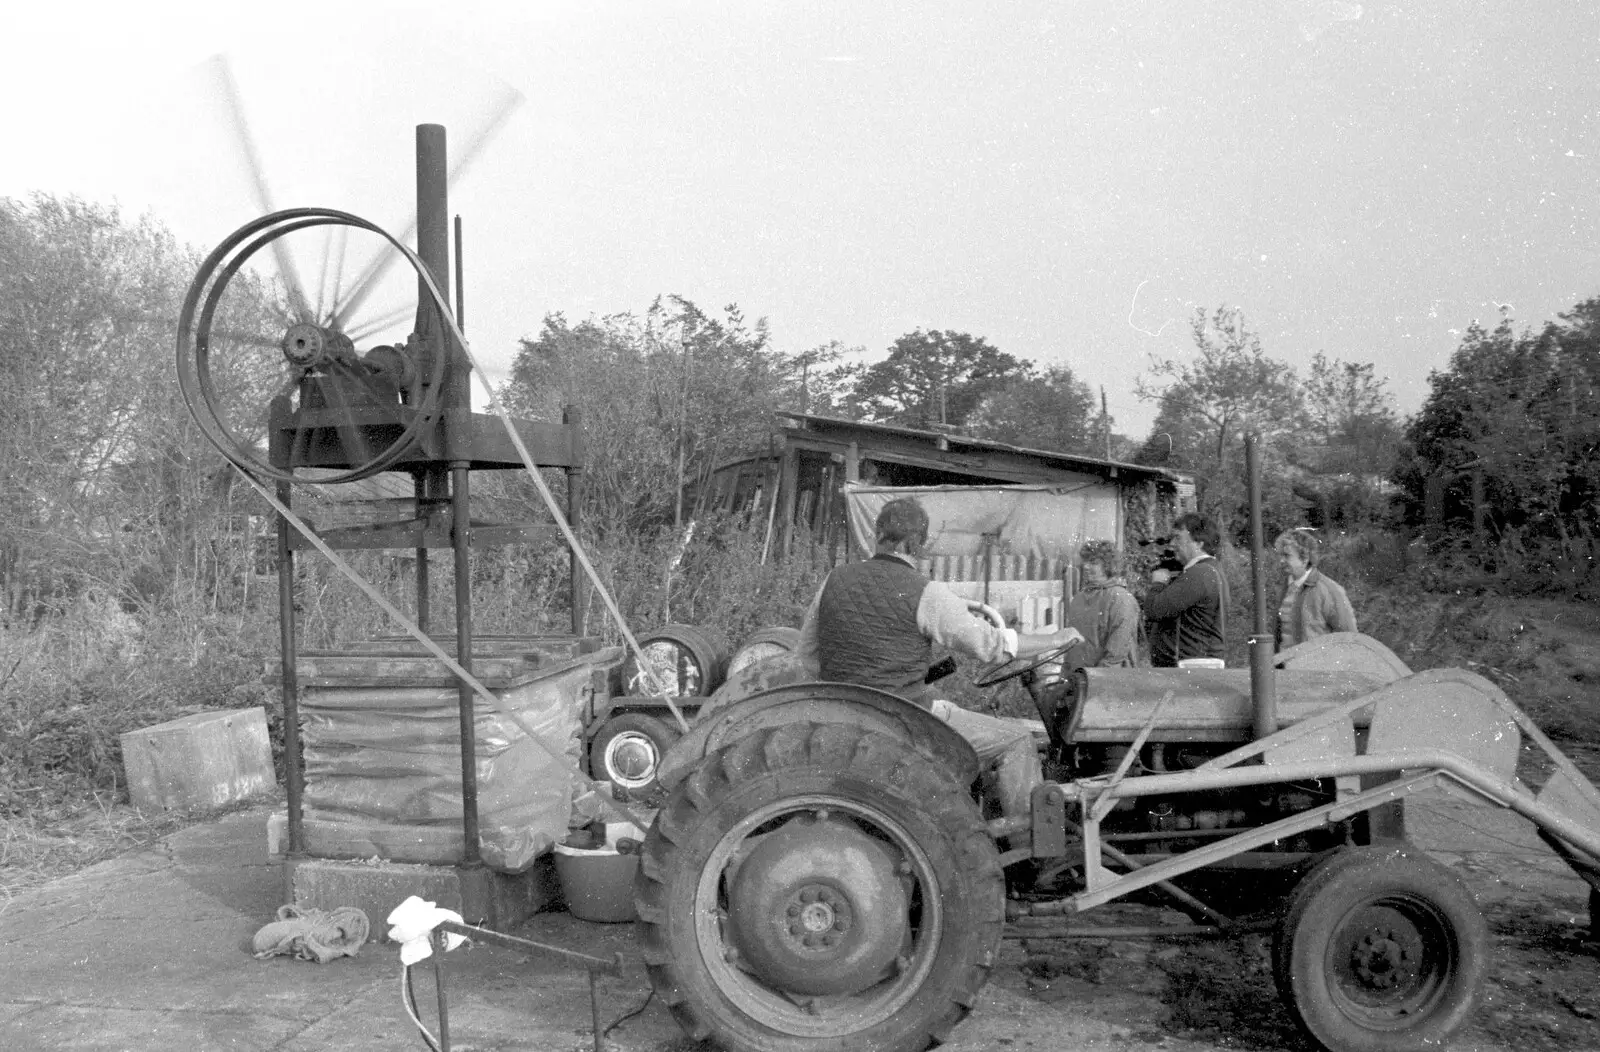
842;482;1123;631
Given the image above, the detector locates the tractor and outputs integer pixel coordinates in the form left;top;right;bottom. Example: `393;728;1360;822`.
629;441;1600;1052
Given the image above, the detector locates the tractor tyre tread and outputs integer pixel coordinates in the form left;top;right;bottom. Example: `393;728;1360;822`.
633;720;1003;1052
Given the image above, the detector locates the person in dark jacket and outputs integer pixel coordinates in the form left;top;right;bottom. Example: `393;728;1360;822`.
1273;528;1357;648
796;498;1081;838
1144;512;1228;667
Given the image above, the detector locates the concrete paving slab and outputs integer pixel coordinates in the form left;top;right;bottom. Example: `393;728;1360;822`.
6;1004;306;1052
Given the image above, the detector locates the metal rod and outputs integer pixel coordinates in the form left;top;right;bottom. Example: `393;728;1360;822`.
451;462;482;868
276;480;305;856
565;405;584;636
435;921;625;976
590;970;603;1052
1090;690;1172;823
1073;819;1230;925
1244;432;1277;740
1008;921;1272;940
432;932;452;1052
1071;772;1441;911
453;214;464;331
415;124;455;405
415;472;430;631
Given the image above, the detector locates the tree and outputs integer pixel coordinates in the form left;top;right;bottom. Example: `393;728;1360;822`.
964;363;1098;454
841;329;1025;429
1396;305;1600;558
783;340;863;418
0;194;278;618
1298;353;1402;526
1302;353;1401;474
505;296;789;537
1135;306;1303;536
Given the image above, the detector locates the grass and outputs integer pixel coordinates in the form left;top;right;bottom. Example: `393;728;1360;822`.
0;791;274;905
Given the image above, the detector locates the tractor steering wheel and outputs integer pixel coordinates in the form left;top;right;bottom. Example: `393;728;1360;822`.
972;638;1083;689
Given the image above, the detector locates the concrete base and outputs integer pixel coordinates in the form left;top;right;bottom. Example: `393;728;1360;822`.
280;852;561;932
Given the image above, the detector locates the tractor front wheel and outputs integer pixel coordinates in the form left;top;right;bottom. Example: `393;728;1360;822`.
634;720;1004;1052
1275;845;1487;1052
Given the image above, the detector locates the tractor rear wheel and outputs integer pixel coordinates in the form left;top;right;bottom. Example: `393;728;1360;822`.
634;720;1004;1052
1274;845;1487;1052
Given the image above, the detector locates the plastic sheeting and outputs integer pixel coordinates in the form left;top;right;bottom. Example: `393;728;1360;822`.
842;483;1123;632
842;482;1121;563
298;648;619;872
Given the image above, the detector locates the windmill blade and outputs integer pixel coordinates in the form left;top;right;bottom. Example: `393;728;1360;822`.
209;328;284;352
344;304;416;345
321;361;384;475
201;54;313;322
329;83;524;329
321;224;350;328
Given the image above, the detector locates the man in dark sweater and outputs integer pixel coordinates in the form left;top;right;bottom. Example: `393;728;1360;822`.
796;498;1081;836
1145;512;1228;667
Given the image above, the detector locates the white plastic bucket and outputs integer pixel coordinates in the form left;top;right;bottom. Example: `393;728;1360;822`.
553;839;638;923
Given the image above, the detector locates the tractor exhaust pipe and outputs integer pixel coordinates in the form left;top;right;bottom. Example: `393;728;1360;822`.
1245;433;1277;740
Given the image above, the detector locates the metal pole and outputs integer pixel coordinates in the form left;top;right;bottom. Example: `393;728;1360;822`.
432;933;452;1052
565;407;585;636
415;472;430;632
452;462;482;867
416;123;483;870
453;214;465;332
276;480;305;856
674;337;690;529
1245;433;1277;740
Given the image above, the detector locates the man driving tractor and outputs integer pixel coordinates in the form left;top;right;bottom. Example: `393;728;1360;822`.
795;497;1082;845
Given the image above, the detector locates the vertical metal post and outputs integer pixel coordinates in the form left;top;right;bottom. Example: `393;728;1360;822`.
674;337;691;529
416;123;482;871
453;214;465;331
275;480;305;857
452;462;481;867
982;531;997;607
432;933;452;1052
1245;433;1277;740
564;405;585;636
415;472;430;632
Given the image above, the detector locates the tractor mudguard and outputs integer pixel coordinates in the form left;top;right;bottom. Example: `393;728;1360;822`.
655;681;981;792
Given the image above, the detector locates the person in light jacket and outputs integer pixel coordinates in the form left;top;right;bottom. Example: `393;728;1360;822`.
1273;528;1357;649
1064;540;1140;668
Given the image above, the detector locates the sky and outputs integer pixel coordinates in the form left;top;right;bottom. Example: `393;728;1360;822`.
5;1;1599;440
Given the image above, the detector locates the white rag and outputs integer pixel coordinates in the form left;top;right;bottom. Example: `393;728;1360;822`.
385;896;467;965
